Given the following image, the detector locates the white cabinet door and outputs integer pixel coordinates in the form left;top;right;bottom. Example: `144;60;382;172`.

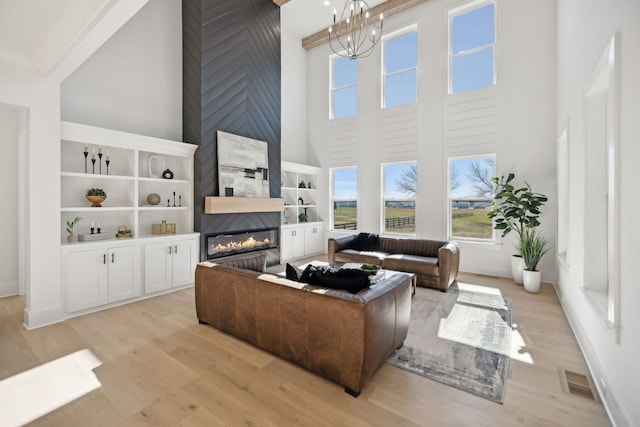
304;224;324;256
66;249;108;312
281;227;304;262
107;246;141;303
144;242;173;294
172;238;196;287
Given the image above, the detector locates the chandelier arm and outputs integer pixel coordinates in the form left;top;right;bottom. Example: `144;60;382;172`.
330;29;351;58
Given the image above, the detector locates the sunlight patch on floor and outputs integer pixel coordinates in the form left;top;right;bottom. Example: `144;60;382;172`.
457;281;504;297
510;323;534;364
0;349;102;427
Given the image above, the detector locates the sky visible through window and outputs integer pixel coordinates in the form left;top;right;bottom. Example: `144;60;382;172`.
333;2;495;201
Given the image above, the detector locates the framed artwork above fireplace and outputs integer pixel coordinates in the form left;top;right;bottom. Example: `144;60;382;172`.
217;131;270;198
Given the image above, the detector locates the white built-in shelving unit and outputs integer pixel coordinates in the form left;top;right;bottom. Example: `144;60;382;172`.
281;161;324;262
60;121;199;315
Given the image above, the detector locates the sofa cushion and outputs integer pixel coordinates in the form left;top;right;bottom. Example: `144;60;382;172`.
334;249;388;265
351;232;379;251
382;254;439;277
298;264;370;294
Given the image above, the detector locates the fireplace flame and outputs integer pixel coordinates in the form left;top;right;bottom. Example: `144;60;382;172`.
210;235;271;253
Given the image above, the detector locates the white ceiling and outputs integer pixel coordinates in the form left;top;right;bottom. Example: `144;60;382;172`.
281;0;387;39
0;0;385;75
0;0;128;75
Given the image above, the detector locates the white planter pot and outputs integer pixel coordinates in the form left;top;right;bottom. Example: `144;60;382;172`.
511;255;524;285
523;270;541;293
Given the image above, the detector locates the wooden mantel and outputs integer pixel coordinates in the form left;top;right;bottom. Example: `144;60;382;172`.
205;197;284;214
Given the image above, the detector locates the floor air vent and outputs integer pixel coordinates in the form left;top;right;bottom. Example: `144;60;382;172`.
558;368;599;402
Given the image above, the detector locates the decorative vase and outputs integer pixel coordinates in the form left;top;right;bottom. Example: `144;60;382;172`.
86;195;106;207
523;269;541;293
511;255;524;285
147;193;161;205
66;233;77;243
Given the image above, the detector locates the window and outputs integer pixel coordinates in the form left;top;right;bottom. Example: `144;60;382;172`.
331;167;358;230
382;162;416;235
383;29;417;108
331;56;357;119
449;2;495;94
449;155;495;240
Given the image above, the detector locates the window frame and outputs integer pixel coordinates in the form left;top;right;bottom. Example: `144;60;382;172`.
448;0;497;95
447;153;496;243
330;166;359;232
380;161;417;236
330;55;358;120
381;25;418;110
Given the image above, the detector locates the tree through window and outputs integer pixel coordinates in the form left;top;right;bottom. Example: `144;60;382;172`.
449;155;495;240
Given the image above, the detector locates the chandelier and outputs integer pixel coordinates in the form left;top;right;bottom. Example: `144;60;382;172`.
328;0;384;60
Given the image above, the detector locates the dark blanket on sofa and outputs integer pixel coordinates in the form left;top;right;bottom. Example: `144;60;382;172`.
286;263;370;294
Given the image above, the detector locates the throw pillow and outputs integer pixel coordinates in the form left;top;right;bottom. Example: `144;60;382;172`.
351;232;379;251
285;263;304;281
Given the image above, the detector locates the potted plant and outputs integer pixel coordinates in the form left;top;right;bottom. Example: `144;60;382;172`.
520;228;550;293
86;188;107;207
65;216;81;243
488;173;548;284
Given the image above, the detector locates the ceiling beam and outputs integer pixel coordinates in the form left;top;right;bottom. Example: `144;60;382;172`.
273;0;290;6
302;0;428;51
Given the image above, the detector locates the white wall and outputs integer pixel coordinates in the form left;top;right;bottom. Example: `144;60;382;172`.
306;0;557;282
0;107;20;297
556;0;640;425
0;63;62;327
61;0;182;141
281;21;308;164
0;0;179;328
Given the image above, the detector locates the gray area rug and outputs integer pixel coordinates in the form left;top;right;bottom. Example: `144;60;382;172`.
387;286;512;403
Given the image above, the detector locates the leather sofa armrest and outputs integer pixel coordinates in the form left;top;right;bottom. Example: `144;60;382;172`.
437;242;460;291
328;234;357;264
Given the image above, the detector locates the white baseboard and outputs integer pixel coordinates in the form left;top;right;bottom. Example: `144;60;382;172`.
23;305;65;330
555;284;631;427
0;281;18;298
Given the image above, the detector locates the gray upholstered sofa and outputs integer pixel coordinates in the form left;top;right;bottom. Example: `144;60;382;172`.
328;233;460;292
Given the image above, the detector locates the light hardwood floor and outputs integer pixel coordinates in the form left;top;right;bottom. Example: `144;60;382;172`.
0;260;610;426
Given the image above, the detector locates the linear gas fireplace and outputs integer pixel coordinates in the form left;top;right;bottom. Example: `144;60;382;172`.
206;228;278;260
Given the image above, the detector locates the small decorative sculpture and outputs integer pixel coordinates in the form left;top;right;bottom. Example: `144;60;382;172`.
298;196;304;206
298;181;306;188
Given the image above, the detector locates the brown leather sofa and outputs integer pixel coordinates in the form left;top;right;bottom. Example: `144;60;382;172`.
195;260;413;397
328;234;460;292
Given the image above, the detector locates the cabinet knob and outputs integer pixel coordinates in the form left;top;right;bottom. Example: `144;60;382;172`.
103;254;106;264
169;246;172;255
174;245;178;254
111;253;115;263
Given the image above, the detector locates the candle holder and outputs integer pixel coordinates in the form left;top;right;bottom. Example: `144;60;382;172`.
167;199;170;207
90;227;95;235
179;195;182;207
91;157;96;174
105;159;110;175
173;192;176;207
98;152;103;174
96;227;101;234
83;149;89;173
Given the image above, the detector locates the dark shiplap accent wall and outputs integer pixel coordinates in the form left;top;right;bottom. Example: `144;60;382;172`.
183;0;282;263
